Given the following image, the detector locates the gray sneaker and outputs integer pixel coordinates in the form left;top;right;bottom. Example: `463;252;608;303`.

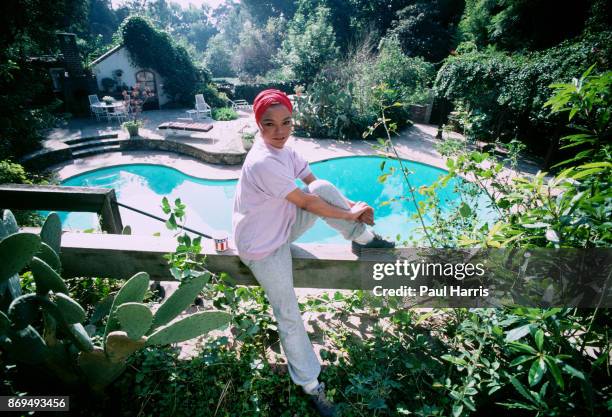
307;382;338;417
351;232;396;256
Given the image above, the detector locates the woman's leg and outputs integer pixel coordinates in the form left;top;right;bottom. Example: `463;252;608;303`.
241;244;321;387
289;179;367;242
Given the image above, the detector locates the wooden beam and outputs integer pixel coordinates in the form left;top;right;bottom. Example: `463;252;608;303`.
0;184;123;234
49;232;391;290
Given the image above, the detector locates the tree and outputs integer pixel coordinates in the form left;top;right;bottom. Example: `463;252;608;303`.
241;0;297;25
458;0;593;52
232;17;288;80
204;34;236;77
0;0;89;160
277;5;339;83
388;0;463;62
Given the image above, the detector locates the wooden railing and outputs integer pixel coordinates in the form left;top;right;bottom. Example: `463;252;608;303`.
1;184;123;233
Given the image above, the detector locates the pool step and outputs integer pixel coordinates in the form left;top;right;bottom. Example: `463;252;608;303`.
72;144;122;159
69;137;126;152
64;133;119;146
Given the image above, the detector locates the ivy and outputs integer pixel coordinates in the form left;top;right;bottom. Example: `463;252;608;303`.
120;15;221;106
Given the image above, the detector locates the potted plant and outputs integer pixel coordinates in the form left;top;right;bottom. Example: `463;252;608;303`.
241;132;255;151
102;95;114;105
122;120;143;138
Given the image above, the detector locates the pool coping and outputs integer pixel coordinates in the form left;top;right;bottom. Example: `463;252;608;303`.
50;124;456;181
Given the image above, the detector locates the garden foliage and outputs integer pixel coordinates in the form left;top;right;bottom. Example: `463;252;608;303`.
294;36;434;139
120;15;223;107
0;210;231;392
434;30;612;157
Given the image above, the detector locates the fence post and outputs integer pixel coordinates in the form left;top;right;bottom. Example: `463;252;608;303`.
100;190;123;234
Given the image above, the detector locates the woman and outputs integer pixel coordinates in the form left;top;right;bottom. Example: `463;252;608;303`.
232;89;394;416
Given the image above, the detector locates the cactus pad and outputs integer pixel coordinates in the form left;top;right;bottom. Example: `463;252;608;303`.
116;302;152;340
30;257;69;295
40;212;62;255
105;331;146;363
8;294;41;330
0;210;19;239
0;232;40;283
103;272;150;340
67;323;94;352
151;273;210;330
54;293;86;324
36;242;61;273
78;347;127;391
145;311;231;346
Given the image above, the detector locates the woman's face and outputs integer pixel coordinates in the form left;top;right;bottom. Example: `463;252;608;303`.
258;104;293;149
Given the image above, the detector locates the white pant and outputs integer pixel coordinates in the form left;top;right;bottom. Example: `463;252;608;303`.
240;180;366;386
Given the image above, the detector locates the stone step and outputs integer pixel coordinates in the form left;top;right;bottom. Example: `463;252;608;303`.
69;137;126;152
71;144;122;159
64;133;118;146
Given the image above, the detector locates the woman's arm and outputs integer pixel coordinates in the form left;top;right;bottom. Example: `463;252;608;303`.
286;188;369;221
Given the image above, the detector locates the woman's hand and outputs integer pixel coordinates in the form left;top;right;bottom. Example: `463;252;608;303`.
349;202;375;225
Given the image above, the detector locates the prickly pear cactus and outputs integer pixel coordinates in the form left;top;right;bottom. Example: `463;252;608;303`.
146;311;231;346
36;242;61;273
0;232;40;283
151;273;210;329
103;272;150;340
54;293;87;324
0;210;19;239
105;331;146;363
78;347;127;391
40;212;62;255
30;257;69;295
116;302;152;339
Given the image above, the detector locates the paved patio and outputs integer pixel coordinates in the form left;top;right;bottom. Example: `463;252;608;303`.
47;108;547;183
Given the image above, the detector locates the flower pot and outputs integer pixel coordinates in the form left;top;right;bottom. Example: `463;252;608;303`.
126;125;139;138
242;138;253;151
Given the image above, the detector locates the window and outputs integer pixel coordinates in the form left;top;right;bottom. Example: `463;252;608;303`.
135;70;156;96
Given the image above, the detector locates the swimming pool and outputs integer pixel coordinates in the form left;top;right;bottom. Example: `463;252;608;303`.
53;156;494;244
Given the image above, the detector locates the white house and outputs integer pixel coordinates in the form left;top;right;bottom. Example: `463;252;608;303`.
90;44;170;106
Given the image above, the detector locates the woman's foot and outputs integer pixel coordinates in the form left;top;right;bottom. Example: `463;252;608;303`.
306;382;338;416
351;232;395;256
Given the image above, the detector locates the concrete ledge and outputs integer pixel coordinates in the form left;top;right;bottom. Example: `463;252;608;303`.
23;230;395;290
123;137;246;165
20;136;247;171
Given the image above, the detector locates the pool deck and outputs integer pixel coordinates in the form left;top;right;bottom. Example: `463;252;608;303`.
47;108;546;182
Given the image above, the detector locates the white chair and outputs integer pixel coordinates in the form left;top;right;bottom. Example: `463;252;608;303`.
229;98;252;111
194;94;212;118
89;95;103;120
90;104;108;122
88;95;100;105
109;101;129;124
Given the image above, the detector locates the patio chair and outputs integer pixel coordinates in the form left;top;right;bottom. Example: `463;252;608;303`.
90;104;109;122
194;94;212;118
109;101;129;124
229;98;252;111
89;95;103;120
88;95;100;105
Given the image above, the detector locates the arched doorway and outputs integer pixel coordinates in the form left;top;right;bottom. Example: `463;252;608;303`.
135;70;159;110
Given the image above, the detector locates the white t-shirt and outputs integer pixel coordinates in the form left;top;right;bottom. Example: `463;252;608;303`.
232;139;312;260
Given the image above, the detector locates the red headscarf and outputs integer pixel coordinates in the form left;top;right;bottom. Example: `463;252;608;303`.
253;89;293;125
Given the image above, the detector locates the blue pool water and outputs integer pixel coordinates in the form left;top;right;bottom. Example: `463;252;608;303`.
52;156;494;244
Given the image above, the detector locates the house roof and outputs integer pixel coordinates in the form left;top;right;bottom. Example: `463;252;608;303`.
90;44;124;66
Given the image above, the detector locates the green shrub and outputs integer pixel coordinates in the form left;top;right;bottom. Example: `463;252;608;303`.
433;30;612;156
233;80;296;102
212;107;239;121
293;36;434;140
